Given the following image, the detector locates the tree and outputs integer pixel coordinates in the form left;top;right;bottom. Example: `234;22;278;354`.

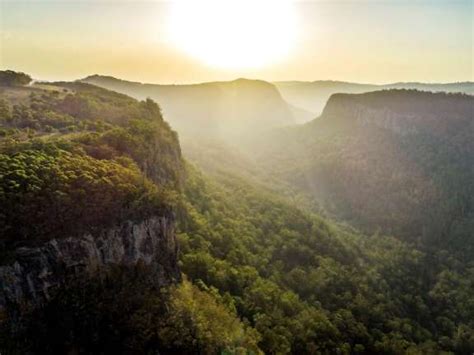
0;70;32;86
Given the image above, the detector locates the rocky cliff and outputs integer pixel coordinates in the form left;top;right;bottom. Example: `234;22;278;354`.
319;90;473;139
0;215;180;317
274;80;474;116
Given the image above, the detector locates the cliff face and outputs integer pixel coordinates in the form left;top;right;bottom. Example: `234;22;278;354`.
0;215;179;315
0;76;185;335
320;93;424;136
320;90;474;139
274;80;474;116
324;101;420;136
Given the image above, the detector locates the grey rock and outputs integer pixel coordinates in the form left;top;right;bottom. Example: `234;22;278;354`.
0;215;180;314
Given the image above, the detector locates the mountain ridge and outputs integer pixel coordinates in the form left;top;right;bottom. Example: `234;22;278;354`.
274;80;474;116
275;79;474;85
81;74;309;136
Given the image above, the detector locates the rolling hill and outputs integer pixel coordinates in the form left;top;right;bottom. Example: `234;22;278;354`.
275;80;474;117
81;75;311;138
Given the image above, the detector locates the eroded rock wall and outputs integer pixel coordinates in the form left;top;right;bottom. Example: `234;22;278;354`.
0;216;180;313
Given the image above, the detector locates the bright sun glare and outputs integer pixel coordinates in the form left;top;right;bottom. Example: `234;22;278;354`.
167;0;297;69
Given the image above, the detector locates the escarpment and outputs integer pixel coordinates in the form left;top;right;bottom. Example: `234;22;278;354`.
320;90;473;139
0;216;179;314
0;78;185;323
256;90;474;248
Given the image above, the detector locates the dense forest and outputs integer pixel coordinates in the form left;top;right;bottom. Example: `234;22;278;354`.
0;71;473;354
251;90;474;259
0;78;182;252
177;165;474;353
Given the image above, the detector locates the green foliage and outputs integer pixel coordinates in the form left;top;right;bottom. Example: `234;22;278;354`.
158;280;261;354
253;90;474;259
0;143;171;244
0;70;32;87
55;83;158;125
2;267;261;354
66;123;183;191
177;164;474;354
0;81;183;252
1;79;473;354
0;83;182;184
0;99;11;122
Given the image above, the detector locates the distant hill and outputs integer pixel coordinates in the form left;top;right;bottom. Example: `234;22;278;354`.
81;75;308;138
274;80;474;117
254;89;474;256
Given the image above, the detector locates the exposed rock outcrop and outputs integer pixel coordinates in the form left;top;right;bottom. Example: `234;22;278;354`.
320;90;473;139
0;216;180;315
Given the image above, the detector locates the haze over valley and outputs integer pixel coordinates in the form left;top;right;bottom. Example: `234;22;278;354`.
1;0;473;353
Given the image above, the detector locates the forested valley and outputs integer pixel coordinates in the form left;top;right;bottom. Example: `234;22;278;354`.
0;70;473;354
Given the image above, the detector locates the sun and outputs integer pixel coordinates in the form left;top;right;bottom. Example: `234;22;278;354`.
167;0;297;69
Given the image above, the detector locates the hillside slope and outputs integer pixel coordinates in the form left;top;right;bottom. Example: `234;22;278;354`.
81;75;303;138
176;162;474;354
253;90;474;256
0;76;181;346
0;74;264;354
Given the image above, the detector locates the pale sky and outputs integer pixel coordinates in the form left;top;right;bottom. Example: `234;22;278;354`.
0;0;472;84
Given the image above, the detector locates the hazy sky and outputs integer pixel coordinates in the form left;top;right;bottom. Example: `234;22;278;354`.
1;0;472;84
